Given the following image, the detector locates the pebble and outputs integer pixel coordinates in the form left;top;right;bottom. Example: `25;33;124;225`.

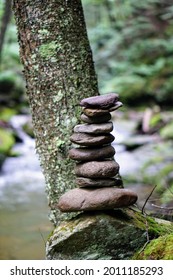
73;122;113;134
57;187;138;212
69;145;115;161
80;93;119;109
70;133;115;146
75;160;119;178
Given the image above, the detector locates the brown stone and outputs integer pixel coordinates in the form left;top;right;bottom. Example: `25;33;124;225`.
57;187;138;212
75;160;119;178
83;108;108;117
69;145;115;161
76;177;120;188
70;133;115;146
80;93;119;109
73;122;113;134
80;113;111;124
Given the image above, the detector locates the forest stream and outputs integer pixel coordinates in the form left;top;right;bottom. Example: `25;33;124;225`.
0;113;172;259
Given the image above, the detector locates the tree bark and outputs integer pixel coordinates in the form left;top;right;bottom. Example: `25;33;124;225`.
13;0;99;224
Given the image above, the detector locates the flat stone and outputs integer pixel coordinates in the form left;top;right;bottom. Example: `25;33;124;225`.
69;145;115;161
75;160;119;178
76;177;120;188
80;113;111;124
83;108;109;117
73;122;113;134
57;187;138;212
80;93;119;109
70;133;115;146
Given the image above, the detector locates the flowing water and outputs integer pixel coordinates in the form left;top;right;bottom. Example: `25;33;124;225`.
0;116;53;260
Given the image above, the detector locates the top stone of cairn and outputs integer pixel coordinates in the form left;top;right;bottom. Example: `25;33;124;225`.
80;93;119;109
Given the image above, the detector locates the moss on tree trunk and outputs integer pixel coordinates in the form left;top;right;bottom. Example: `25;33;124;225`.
13;0;99;224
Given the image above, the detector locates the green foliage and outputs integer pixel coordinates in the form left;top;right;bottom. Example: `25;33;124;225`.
83;0;173;106
160;122;173;139
0;127;15;154
0;107;17;121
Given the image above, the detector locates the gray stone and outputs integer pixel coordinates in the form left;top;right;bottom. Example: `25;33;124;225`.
76;177;120;188
83;108;109;117
80;93;119;109
80;113;111;124
57;187;138;212
75;160;119;178
70;133;115;146
74;122;113;134
46;210;163;260
69;145;115;161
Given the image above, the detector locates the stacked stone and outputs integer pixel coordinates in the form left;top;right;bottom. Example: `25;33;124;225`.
58;93;138;212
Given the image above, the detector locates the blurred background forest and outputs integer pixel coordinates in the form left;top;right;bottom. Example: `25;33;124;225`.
0;0;173;259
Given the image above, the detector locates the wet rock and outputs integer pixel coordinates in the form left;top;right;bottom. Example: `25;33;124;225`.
75;160;119;178
69;145;115;161
70;133;115;146
74;122;113;134
76;177;120;188
80;113;111;124
80;93;119;109
57;188;138;212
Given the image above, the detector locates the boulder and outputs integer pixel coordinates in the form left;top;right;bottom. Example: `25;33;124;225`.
46;210;172;260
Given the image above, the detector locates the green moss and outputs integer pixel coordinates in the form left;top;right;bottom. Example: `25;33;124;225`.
0;108;17;121
127;208;173;236
39;41;57;58
0;128;15;154
134;233;173;260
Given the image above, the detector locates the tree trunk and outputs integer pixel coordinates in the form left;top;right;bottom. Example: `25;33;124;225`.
0;0;12;63
13;0;99;224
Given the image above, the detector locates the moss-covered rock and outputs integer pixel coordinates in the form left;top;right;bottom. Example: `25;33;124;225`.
134;233;173;260
46;209;173;260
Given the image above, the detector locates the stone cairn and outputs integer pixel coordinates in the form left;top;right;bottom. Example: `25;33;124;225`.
58;93;138;212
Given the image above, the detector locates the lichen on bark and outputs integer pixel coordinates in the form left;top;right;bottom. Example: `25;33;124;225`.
13;0;99;224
